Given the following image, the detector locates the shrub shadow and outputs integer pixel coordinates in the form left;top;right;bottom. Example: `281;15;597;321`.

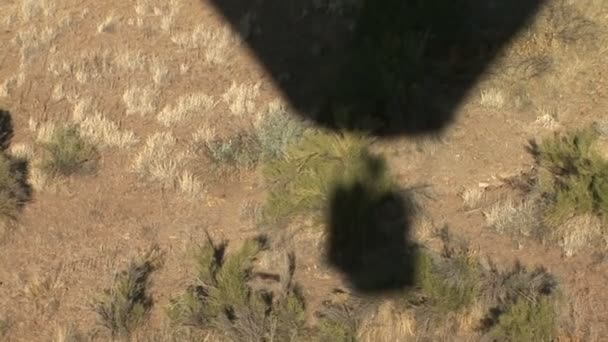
325;154;421;294
0;109;32;211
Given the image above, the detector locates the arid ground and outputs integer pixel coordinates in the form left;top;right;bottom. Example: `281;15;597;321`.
1;0;608;341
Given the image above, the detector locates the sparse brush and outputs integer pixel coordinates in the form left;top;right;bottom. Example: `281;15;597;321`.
40;124;98;177
315;296;365;342
412;247;479;314
357;301;416;342
488;296;556;342
93;246;164;339
55;324;85;342
477;261;558;341
168;236;309;341
530;126;608;224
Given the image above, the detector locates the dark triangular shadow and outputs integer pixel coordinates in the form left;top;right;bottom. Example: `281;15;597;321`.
207;0;545;137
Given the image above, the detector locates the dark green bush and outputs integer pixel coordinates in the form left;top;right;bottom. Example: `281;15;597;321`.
41;125;97;176
531;127;608;225
168;236;308;341
93;246;163;339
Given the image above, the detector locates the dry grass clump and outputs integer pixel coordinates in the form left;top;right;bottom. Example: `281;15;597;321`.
157;92;217;126
483;197;543;238
123;85;159;116
171;25;241;64
21;0;54;20
555;214;605;257
75;113;139;149
114;50;149;72
71;99;138;149
132;132;182;186
461;186;485;210
97;14;118;33
222;82;261;117
132;132;205;196
54;324;85;342
357;301;416;342
14;25;60;67
92;246;163;339
479;88;506;109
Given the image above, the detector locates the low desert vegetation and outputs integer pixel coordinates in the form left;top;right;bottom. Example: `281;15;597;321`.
189;106;305;177
40;124;98;177
261;129;392;226
532;127;608;224
484;125;608;256
92;246;164;340
168;235;309;341
313;230;561;341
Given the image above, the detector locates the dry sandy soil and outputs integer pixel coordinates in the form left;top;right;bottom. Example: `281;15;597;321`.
1;0;608;340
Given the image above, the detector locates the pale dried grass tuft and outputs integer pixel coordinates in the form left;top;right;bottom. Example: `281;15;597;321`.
132;132;183;187
171;25;241;64
556;214;605;257
123;85;158;116
222;82;261;116
157;92;216;126
461;186;485;210
479;87;506;109
358;301;416;342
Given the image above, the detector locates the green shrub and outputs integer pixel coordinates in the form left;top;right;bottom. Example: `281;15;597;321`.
531;127;608;225
262;129;393;225
411;246;479;313
168;236;308;341
478;261;558;340
488;296;556;342
93;246;163;339
41;125;98;176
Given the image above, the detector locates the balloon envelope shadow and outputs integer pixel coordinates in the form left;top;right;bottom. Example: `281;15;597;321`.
207;0;545;137
325;154;420;294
